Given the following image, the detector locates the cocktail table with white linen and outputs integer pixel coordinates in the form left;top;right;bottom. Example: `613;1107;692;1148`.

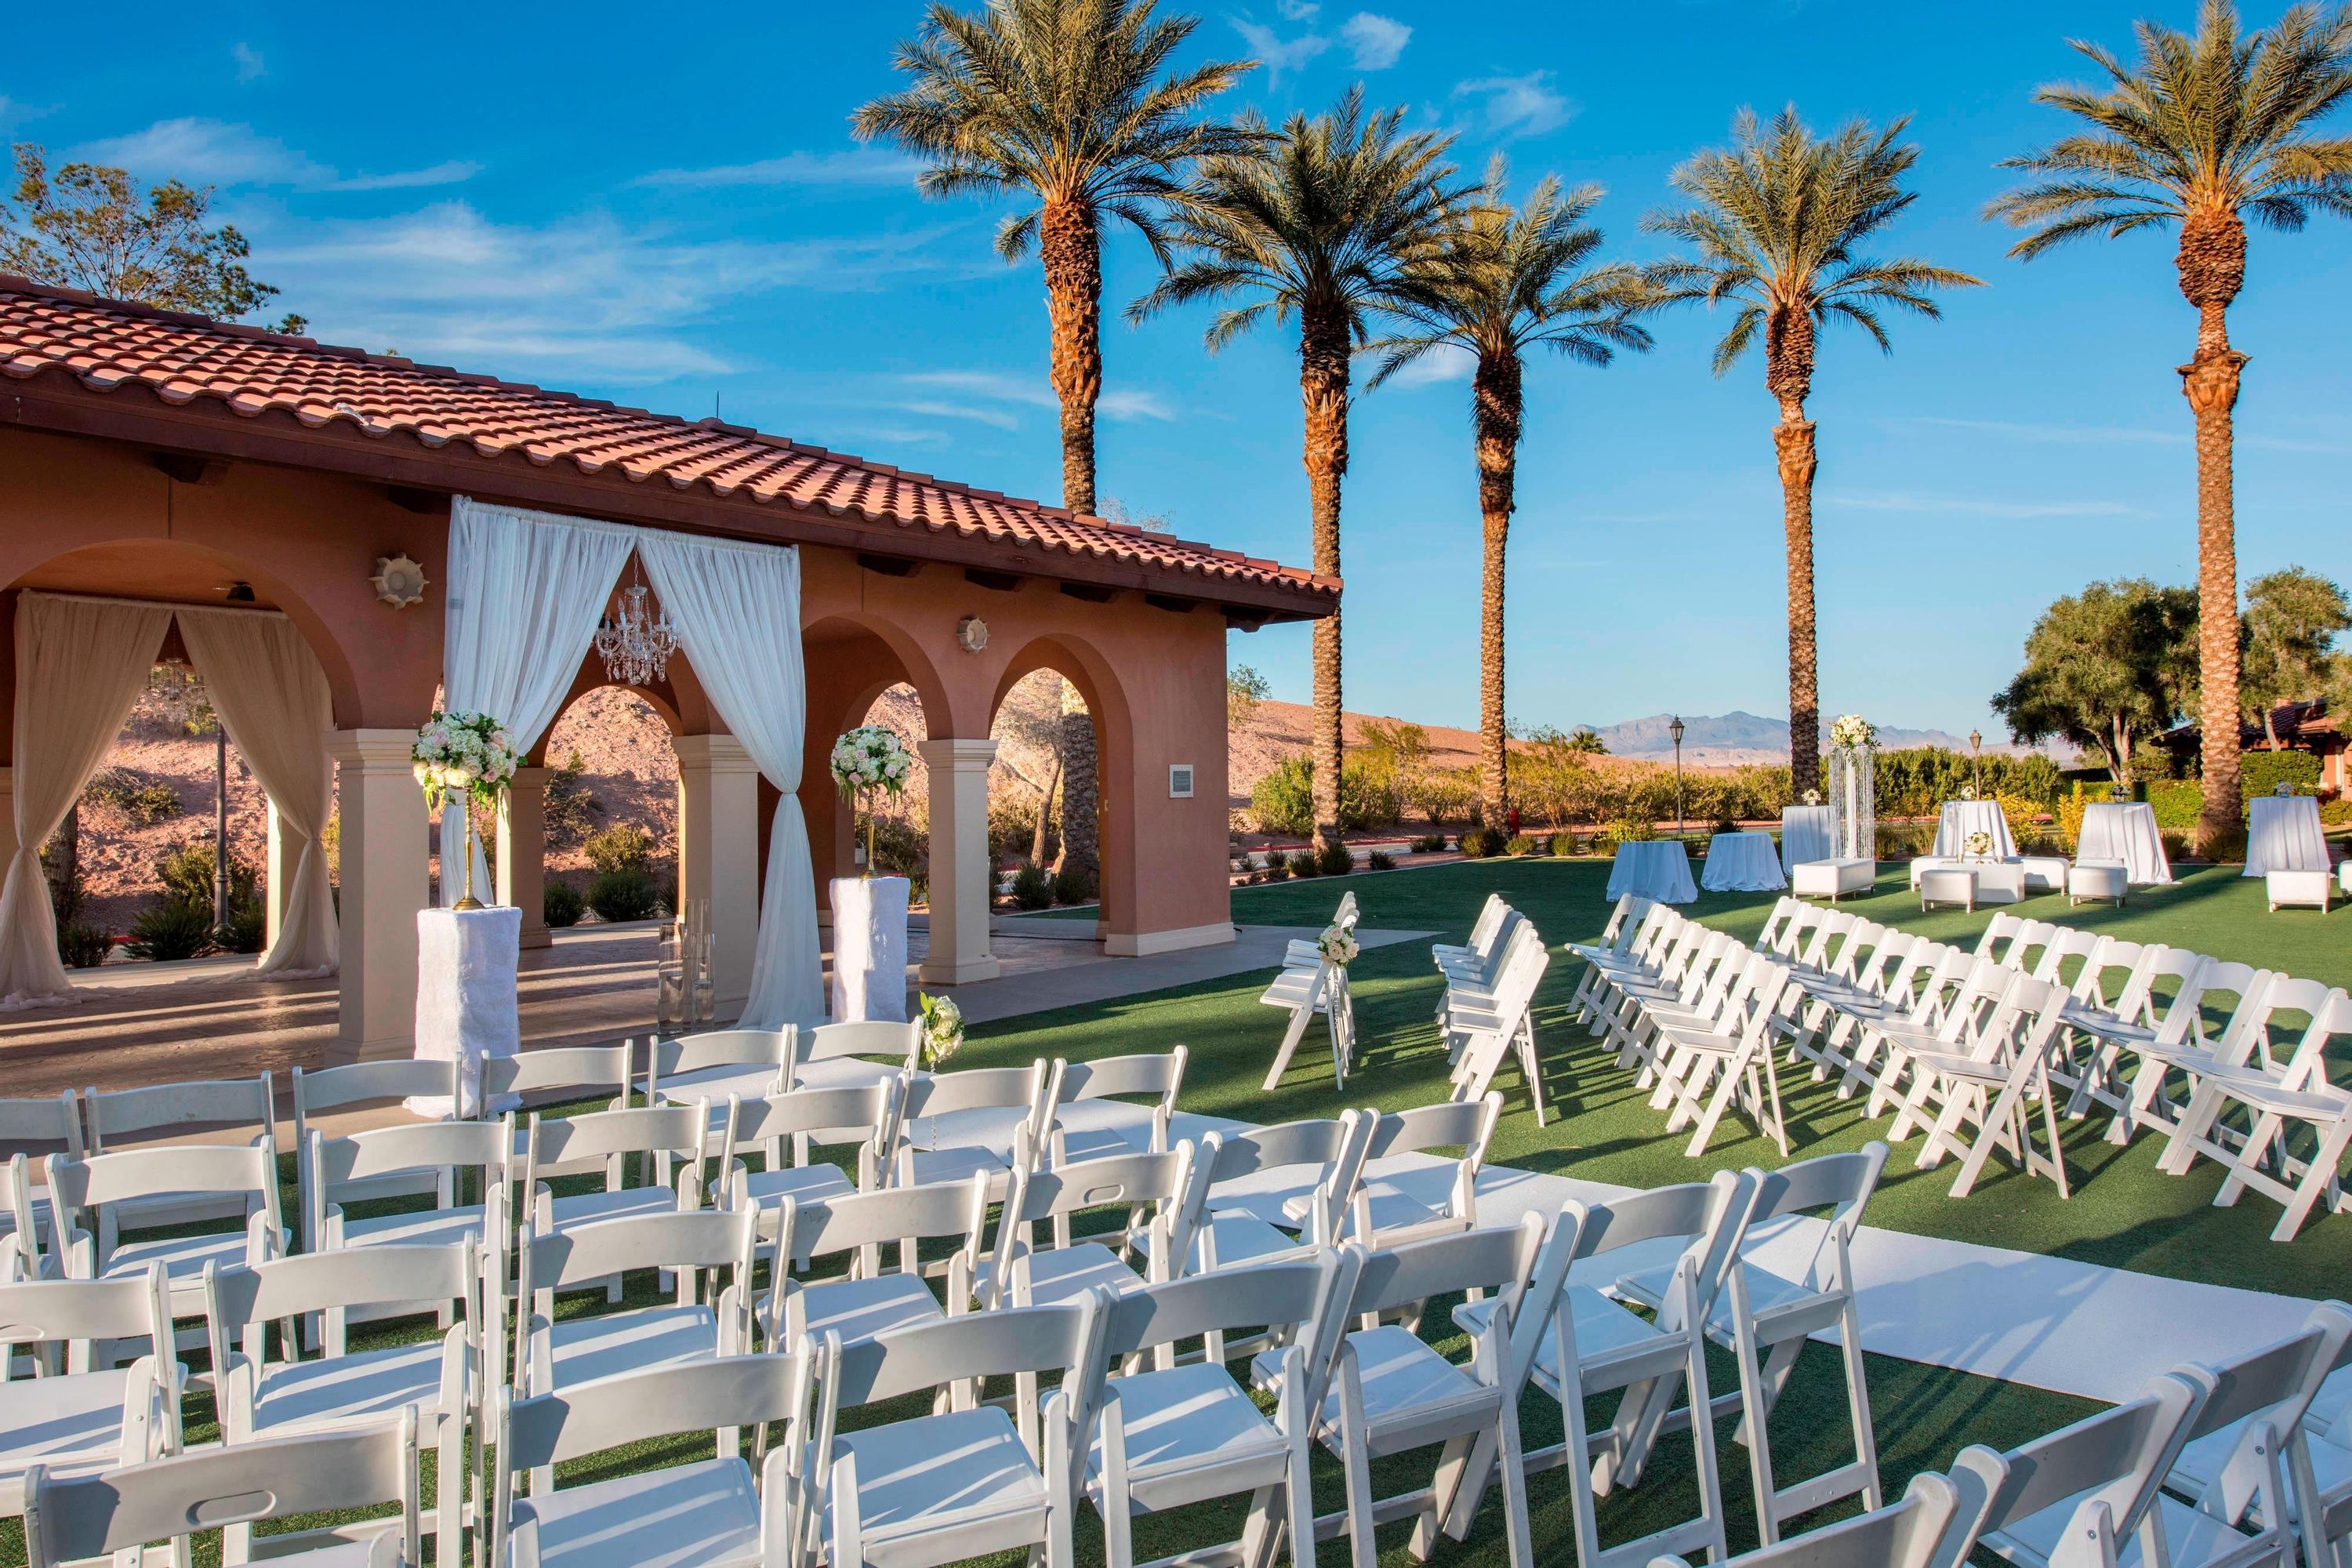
1934;800;2016;859
1606;840;1696;903
2076;801;2172;885
829;875;909;1022
1700;831;1786;893
410;904;522;1117
2245;794;2328;877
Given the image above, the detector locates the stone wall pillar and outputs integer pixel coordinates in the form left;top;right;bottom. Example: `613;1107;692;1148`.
326;729;431;1062
916;738;1000;985
499;765;550;950
675;733;761;1013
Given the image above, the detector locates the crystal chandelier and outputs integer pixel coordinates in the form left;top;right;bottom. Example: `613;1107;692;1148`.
594;560;680;687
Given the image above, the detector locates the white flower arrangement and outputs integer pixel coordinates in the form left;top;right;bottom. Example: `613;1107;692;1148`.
2275;782;2296;797
1828;713;1878;753
1964;829;1993;859
831;725;913;797
1958;785;1977;801
1801;788;1822;808
1316;923;1359;969
917;992;964;1069
412;711;519;811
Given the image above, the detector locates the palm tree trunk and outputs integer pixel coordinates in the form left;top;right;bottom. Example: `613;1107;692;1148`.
1030;751;1062;866
1301;305;1351;849
1474;352;1522;824
2180;311;2249;857
1052;681;1098;880
1040;199;1102;517
1774;408;1821;799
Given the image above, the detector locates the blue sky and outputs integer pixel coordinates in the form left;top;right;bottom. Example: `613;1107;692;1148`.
6;2;2347;739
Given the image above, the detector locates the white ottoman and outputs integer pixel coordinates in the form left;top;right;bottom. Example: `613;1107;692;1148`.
2267;869;2332;913
1973;862;2027;906
1793;858;1875;902
2340;861;2351;898
2019;856;2071;896
2069;862;2129;908
1919;868;1976;913
1907;855;1962;891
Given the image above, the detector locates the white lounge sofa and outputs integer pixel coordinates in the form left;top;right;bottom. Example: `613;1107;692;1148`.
1792;858;1874;902
2267;868;2332;913
2068;861;2128;907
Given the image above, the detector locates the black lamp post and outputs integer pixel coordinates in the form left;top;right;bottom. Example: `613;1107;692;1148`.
1969;728;1984;797
1670;715;1686;835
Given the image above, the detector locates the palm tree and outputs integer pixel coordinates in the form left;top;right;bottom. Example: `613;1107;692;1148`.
1132;87;1462;847
1644;108;1981;798
854;0;1257;515
1987;2;2352;855
1366;159;1656;822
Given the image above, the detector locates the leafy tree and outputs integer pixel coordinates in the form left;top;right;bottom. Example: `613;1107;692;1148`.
1225;664;1272;728
1563;726;1608;755
853;0;1256;515
1991;579;2198;784
2241;566;2350;746
1987;1;2352;851
1;144;300;329
1366;158;1654;822
1134;87;1463;848
1645;108;1982;800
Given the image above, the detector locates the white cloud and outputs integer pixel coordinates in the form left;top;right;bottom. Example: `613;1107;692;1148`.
77;118;478;192
1276;0;1320;16
1823;488;2144;520
1232;18;1330;81
890;399;1021;430
1453;71;1573;138
898;369;1174;423
633;149;923;190
1338;13;1410;68
232;42;265;83
1381;341;1474;390
1886;415;2183;446
1099;388;1176;421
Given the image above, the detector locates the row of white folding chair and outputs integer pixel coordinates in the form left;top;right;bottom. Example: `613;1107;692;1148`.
1444;924;1552;1125
0;1257;180;1524
2156;983;2352;1241
1439;909;1538;1053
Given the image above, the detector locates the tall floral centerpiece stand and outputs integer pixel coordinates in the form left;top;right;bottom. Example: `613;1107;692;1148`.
410;712;522;1117
1826;713;1878;864
828;725;913;1023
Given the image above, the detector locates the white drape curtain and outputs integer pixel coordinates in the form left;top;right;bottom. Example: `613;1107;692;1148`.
438;498;636;906
175;607;339;975
0;593;172;1007
637;531;819;1029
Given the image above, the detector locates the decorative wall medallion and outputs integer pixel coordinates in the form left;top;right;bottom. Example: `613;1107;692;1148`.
371;554;427;608
956;615;989;653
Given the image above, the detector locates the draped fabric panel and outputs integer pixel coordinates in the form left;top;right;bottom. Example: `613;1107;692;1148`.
636;530;820;1029
0;593;172;1007
437;497;635;906
175;606;339;975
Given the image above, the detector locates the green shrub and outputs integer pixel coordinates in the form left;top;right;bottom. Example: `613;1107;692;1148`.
1552;833;1581;856
1409;833;1448;853
157;841;259;910
2146;782;2204;837
215;902;266;954
83;767;182;826
657;873;679;916
1261;858;1290;882
2321;797;2352;828
1316;841;1354;877
583;824;655;875
2241;750;2322;802
866;815;928;880
1010;862;1054;911
1457;826;1505;858
1504;833;1540;857
1053;864;1096;905
1288;848;1321;878
586;867;660;923
1366;849;1396;871
544;752;601;847
1247;753;1396;836
56;919;111;968
543;880;586;928
125;898;215;961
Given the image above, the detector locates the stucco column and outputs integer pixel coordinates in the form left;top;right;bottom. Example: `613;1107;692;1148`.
917;738;1000;985
326;729;430;1062
676;733;760;1013
499;767;550;950
264;800;304;951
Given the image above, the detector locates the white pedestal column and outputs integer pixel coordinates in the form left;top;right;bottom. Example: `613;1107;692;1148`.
499;766;551;950
676;733;761;1014
917;738;1000;985
327;729;431;1063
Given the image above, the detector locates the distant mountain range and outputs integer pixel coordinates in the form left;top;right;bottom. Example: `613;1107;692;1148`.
1584;711;2058;766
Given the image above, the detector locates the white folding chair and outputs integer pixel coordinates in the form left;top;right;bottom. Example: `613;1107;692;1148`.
0;1093;83;1276
202;1243;477;1567
0;1265;178;1521
1448;933;1552;1124
46;1140;285;1349
1883;972;2080;1200
481;1042;634;1174
977;1142;1207;1310
1082;1254;1359;1568
510;1206;761;1397
790;1021;921;1091
2158;987;2352;1241
518;1101;711;1248
2108;961;2276;1149
493;1354;811;1568
719;1083;898;1220
805;1298;1109;1568
764;1174;993;1352
1652;954;1798;1157
289;1058;461;1218
1456;1171;1758;1568
1617;1145;1889;1543
25;1410;423;1568
1051;1050;1189;1163
1972;1370;2211;1568
1309;1094;1501;1251
891;1059;1058;1195
80;1073;275;1231
1146;1114;1374;1276
1663;1460;2005;1568
646;1026;797;1110
2161;1303;2352;1568
306;1116;511;1262
1259;950;1358;1091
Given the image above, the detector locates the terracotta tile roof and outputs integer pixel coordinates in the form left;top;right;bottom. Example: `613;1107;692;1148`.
0;277;1335;608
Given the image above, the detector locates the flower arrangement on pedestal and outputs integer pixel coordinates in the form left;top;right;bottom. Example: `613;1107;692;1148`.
1828;713;1878;753
830;724;913;878
1964;829;1993;862
917;992;964;1069
1316;924;1359;970
1824;714;1878;862
413;711;519;910
1800;789;1822;808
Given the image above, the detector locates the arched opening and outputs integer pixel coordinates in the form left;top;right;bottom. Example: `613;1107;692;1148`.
798;616;947;902
988;635;1135;938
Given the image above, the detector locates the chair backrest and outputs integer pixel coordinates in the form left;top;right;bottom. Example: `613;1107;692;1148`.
291;1060;456;1128
503;1352;810;1472
2178;963;2274;1057
1054;1049;1187;1152
796;1020;921;1071
1752;1142;1887;1243
770;1172;992;1276
993;1144;1200;1296
1330;890;1360;932
206;1240;477;1366
2031;927;2104;987
311;1117;510;1191
2003;921;2061;974
83;1073;273;1149
1824;921;1889;982
0;1091;85;1162
2068;938;2150;1012
1755;898;1802;956
1577;1171;1756;1327
1768;902;1827;959
517;1207;758;1306
26;1410;419;1568
720;1083;896;1171
1202;1114;1373;1243
900;1058;1054;1123
1472;894;1518;953
1973;913;2027;963
524;1101;708;1179
0;1264;173;1377
479;1042;632;1110
2125;948;2209;1034
49;1140;279;1227
822;1294;1105;1411
1363;1095;1500;1167
2180;1301;2352;1521
1980;1370;2206;1558
647;1028;794;1098
1348;1211;1544;1323
1795;909;1860;971
1099;1254;1352;1363
1688;1469;1969;1568
2267;986;2352;1088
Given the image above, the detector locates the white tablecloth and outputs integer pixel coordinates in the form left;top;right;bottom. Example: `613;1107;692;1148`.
2078;802;2172;886
1780;806;1832;872
2245;795;2328;877
409;906;521;1119
1935;800;2016;860
829;875;909;1023
1606;841;1697;904
1702;831;1787;893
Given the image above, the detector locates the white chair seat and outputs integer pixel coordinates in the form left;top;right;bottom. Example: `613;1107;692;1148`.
1613;1258;1807;1336
0;1365;144;1508
823;1406;1049;1563
1989;1490;2256;1568
1253;1325;1489;1447
251;1340;452;1435
735;1163;856;1211
545;1186;682;1231
545;1305;717;1388
104;1228;252;1287
515;1454;760;1568
1457;1284;1670;1383
790;1058;901;1093
1084;1364;1287;1511
337;1203;487;1252
902;1145;1011;1188
1279;1182;1446;1238
976;1243;1142;1308
658;1064;784;1103
794;1275;945;1348
1139;1214;1305;1272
